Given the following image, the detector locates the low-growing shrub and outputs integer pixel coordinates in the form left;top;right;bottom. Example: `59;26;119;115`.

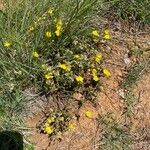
0;0;112;138
0;0;111;99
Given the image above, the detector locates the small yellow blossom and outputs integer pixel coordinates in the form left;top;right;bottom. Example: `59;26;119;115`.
28;26;34;32
92;69;97;75
47;118;54;124
93;75;99;81
103;29;111;40
59;64;67;70
67;122;75;129
75;76;84;83
55;30;62;37
103;69;111;77
95;53;102;62
85;110;92;118
104;34;111;40
47;8;53;15
45;31;52;38
92;30;99;37
59;63;71;71
44;126;54;134
32;51;39;58
74;54;81;59
44;72;53;80
55;19;62;36
4;41;11;48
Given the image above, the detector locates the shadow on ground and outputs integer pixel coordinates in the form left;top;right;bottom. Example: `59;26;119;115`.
0;131;23;150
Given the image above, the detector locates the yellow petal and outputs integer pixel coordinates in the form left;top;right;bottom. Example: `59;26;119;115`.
93;75;99;81
47;118;54;124
74;54;81;59
92;30;99;37
95;53;102;62
67;122;75;129
92;69;97;75
75;76;84;83
59;63;71;71
55;29;62;36
45;31;52;38
44;126;54;134
47;8;53;15
32;51;39;58
85;110;92;118
104;34;111;40
4;42;11;48
103;69;111;77
44;72;53;80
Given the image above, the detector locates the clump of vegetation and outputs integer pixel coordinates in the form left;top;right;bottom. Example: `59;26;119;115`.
121;63;144;89
0;0;111;96
0;0;112;138
38;109;74;139
97;113;133;150
121;57;150;89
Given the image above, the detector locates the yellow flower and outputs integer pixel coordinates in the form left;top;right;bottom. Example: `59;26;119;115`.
93;75;99;81
85;110;92;118
103;69;111;77
47;8;53;15
104;34;111;40
92;69;97;75
44;126;54;134
32;51;39;58
75;76;84;83
45;31;52;38
67;122;75;129
55;30;62;37
59;63;71;71
92;30;99;37
28;26;34;32
4;41;11;48
104;29;111;40
74;54;81;59
47;118;54;124
95;53;102;62
44;72;53;80
55;19;62;36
